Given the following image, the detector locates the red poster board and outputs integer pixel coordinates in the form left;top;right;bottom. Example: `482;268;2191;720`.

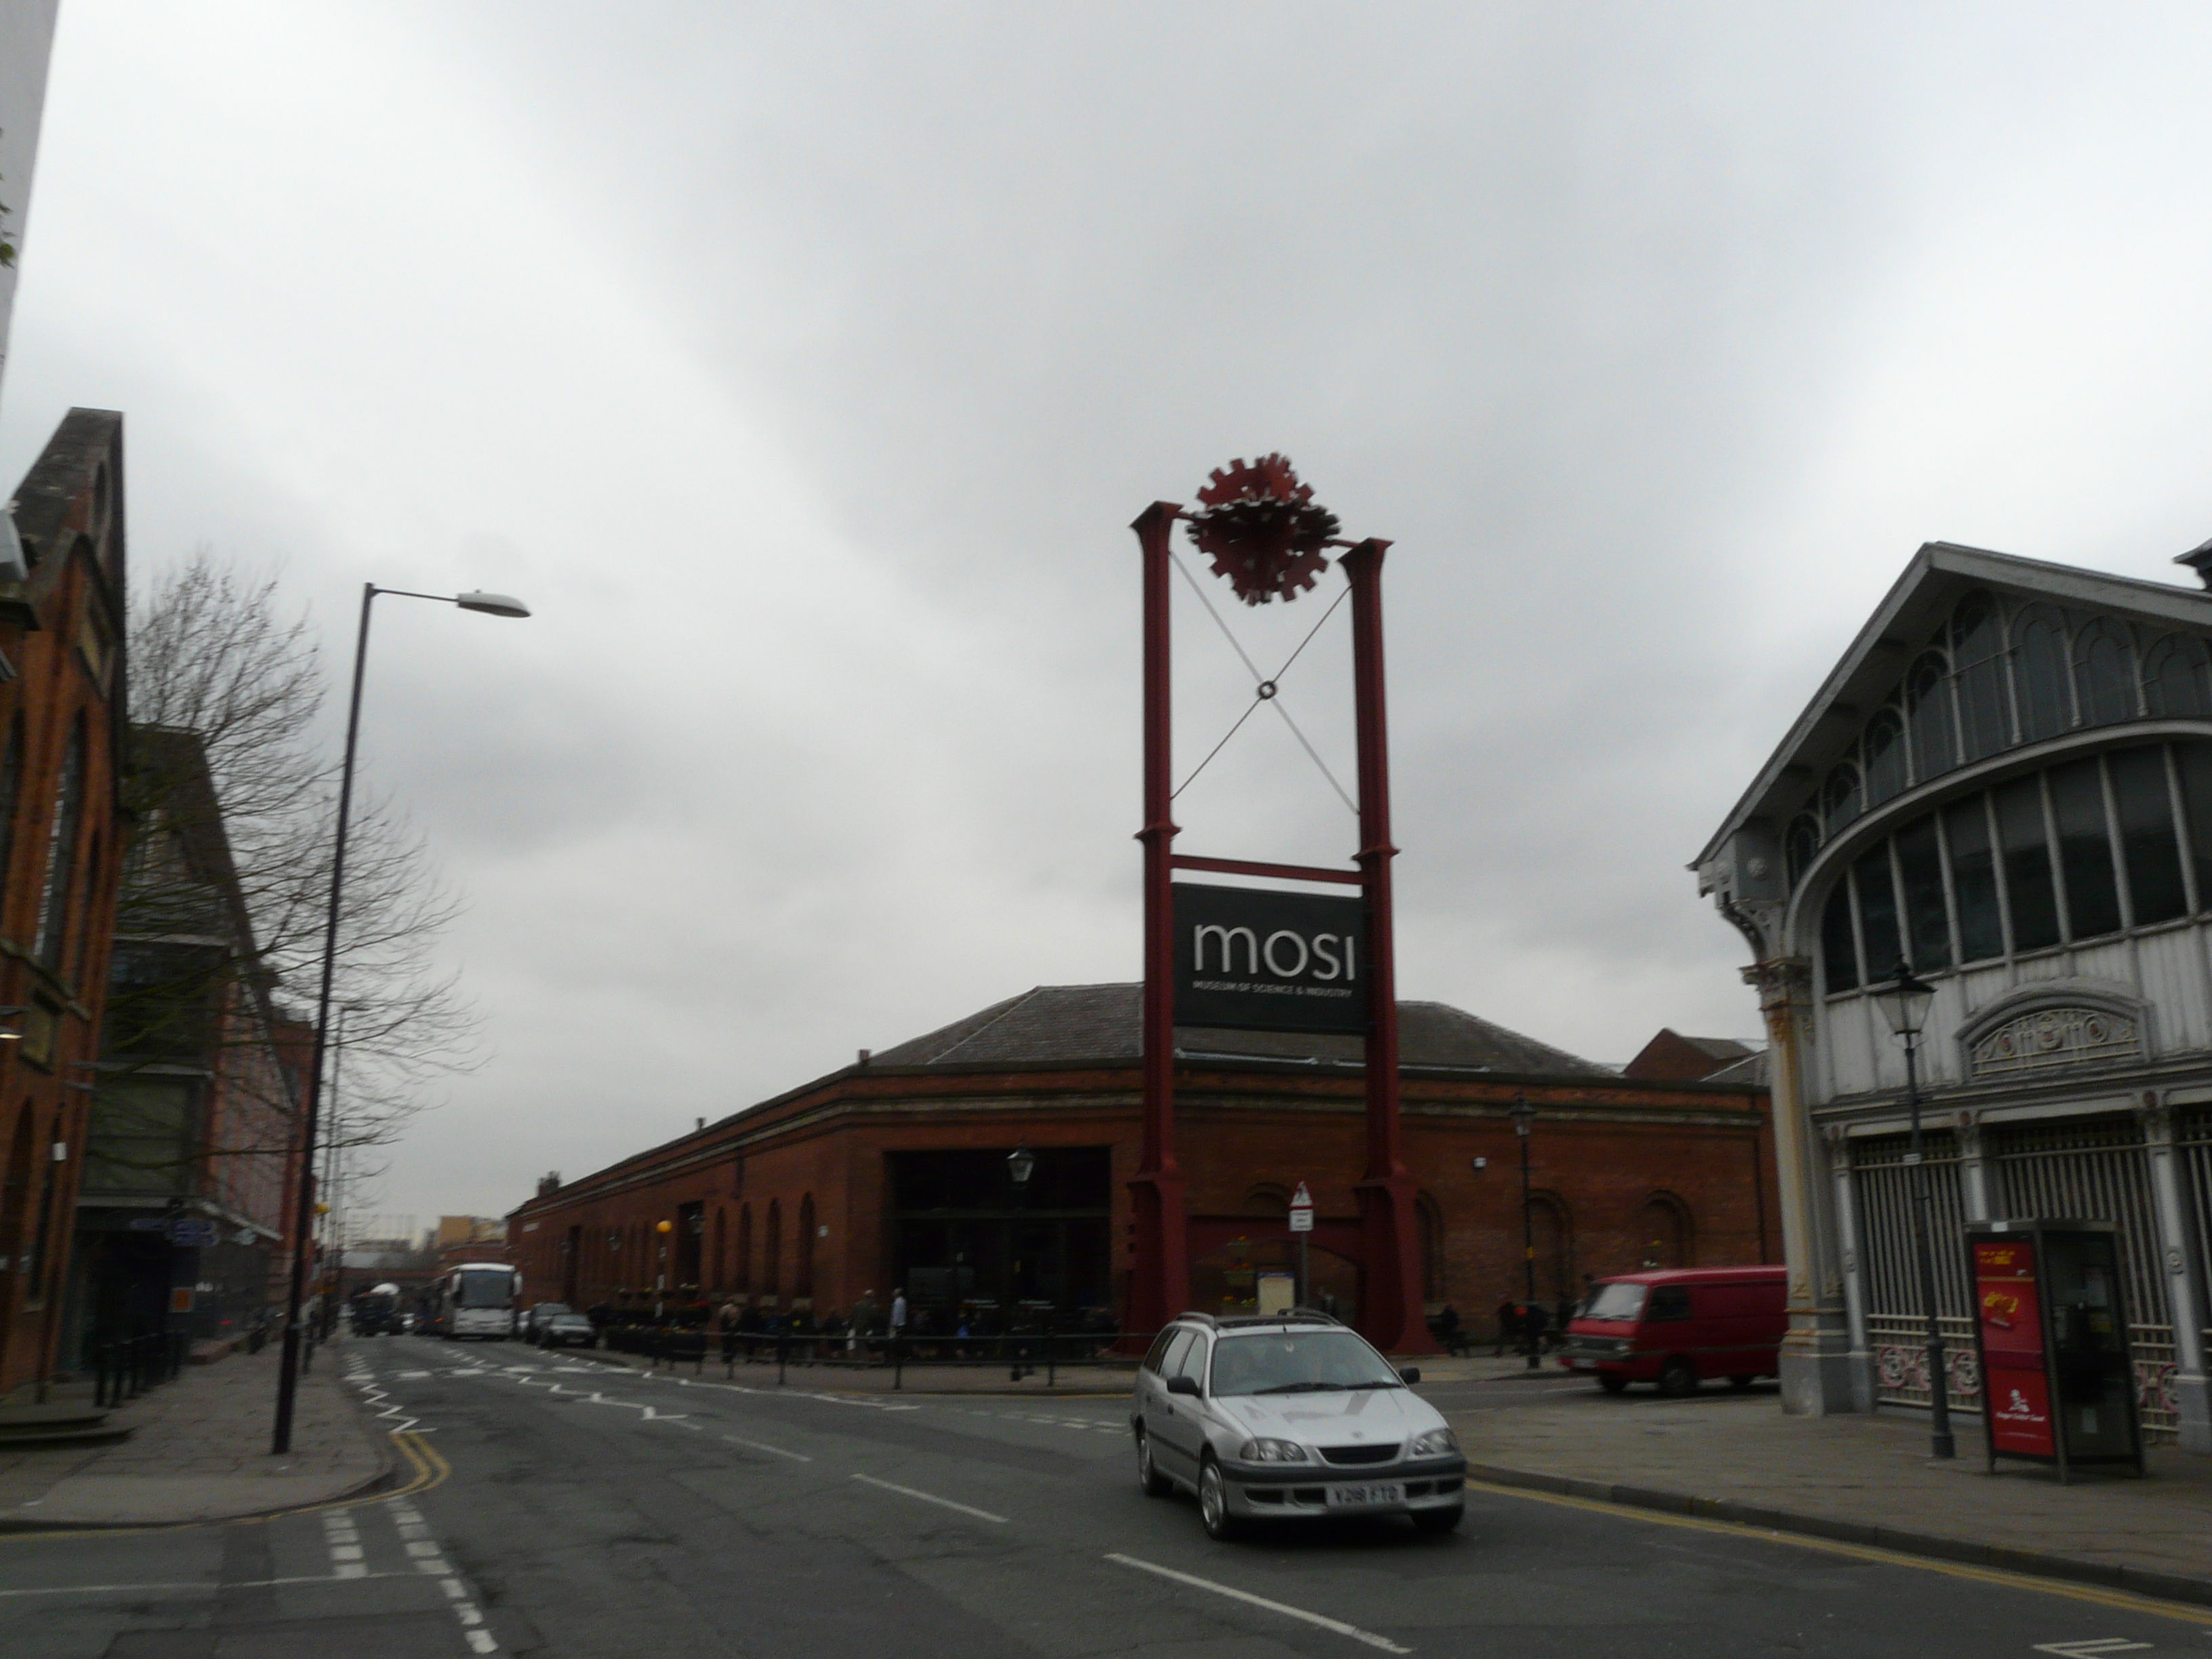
1973;1238;2053;1458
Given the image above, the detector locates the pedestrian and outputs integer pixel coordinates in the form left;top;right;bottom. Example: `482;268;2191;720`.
851;1288;878;1352
1433;1304;1462;1356
889;1286;908;1351
1523;1299;1549;1355
1494;1296;1517;1357
717;1298;741;1364
1553;1293;1574;1340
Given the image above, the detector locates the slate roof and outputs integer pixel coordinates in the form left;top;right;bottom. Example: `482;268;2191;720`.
867;983;1615;1078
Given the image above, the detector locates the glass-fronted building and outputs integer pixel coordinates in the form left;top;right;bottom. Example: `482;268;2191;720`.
1697;539;2212;1450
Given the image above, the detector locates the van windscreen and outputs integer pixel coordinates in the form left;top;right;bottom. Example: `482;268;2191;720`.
1582;1282;1647;1321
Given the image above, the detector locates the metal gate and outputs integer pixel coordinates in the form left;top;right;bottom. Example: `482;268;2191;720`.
2179;1108;2212;1423
1988;1115;2175;1438
1851;1132;1979;1412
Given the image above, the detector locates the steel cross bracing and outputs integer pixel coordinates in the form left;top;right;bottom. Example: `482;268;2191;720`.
1168;546;1356;813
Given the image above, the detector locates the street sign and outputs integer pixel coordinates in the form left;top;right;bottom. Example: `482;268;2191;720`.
1288;1181;1315;1233
1172;882;1368;1034
168;1218;218;1248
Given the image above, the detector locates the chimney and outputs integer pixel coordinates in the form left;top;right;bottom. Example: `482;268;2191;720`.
2176;537;2212;589
695;1117;705;1132
857;1048;872;1067
536;1171;560;1197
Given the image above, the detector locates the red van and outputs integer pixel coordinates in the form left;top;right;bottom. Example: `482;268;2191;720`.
1557;1265;1788;1395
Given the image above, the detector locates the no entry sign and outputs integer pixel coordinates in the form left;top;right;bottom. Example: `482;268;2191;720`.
1172;882;1368;1035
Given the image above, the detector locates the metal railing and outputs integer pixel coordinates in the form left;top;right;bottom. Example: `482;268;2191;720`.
91;1330;190;1408
587;1324;1138;1390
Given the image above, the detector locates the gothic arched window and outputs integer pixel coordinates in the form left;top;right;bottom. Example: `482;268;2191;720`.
1905;651;1954;781
1951;593;2010;760
2073;618;2138;727
2145;635;2212;719
1822;763;1862;835
1863;711;1906;806
1785;815;1821;893
2014;605;2073;742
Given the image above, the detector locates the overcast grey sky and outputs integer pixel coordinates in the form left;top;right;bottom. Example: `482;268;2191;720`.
5;3;2212;1227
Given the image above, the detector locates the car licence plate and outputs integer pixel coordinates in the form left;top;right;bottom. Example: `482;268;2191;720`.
1326;1481;1404;1510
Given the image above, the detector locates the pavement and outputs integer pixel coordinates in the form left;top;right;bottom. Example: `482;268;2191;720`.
0;1337;392;1529
1436;1361;2212;1608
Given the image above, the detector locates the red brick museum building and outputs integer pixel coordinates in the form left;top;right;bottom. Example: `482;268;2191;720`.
508;984;1776;1340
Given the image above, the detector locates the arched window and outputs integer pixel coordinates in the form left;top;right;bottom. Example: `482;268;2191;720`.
1822;763;1862;835
1639;1193;1694;1268
1862;711;1906;806
712;1208;726;1290
33;718;85;966
796;1195;815;1298
26;1136;58;1298
1243;1184;1290;1216
1820;882;1860;993
74;833;100;977
1785;815;1821;893
1951;593;2011;760
2145;635;2212;719
2073;618;2138;727
1904;651;1954;781
0;718;22;913
735;1203;753;1291
2013;605;2073;741
1416;1193;1446;1303
763;1200;782;1297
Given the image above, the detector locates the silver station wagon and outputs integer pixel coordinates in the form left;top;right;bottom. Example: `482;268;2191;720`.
1131;1311;1467;1540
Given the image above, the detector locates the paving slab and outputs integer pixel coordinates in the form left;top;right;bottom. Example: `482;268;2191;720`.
0;1336;392;1528
1445;1378;2212;1605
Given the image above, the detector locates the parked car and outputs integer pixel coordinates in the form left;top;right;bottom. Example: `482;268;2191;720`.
537;1311;598;1350
1130;1311;1466;1540
522;1302;573;1345
1557;1265;1788;1395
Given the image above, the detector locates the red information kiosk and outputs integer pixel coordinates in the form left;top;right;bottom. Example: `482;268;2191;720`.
1965;1220;2146;1481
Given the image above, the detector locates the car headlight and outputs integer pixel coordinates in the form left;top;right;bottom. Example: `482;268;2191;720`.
1409;1427;1459;1456
1237;1437;1310;1462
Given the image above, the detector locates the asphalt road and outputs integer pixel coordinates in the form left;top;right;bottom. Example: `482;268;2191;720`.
3;1336;2209;1658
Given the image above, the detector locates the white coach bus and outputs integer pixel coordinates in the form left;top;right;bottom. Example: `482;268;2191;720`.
425;1261;523;1340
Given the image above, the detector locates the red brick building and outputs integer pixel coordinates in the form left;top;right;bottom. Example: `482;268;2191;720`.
0;409;131;1397
509;985;1776;1342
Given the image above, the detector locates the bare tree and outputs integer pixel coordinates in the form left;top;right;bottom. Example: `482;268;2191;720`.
97;552;479;1181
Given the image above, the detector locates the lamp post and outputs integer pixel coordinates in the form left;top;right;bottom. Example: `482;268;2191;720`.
1877;958;1955;1460
272;584;529;1455
1510;1094;1538;1370
656;1218;673;1319
1006;1147;1036;1378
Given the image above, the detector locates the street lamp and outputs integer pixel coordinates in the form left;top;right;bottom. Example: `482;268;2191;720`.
1877;957;1954;1460
1509;1094;1539;1371
1006;1147;1036;1188
656;1218;674;1319
272;582;529;1455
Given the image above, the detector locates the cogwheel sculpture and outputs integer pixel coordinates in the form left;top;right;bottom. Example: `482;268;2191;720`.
1187;454;1342;605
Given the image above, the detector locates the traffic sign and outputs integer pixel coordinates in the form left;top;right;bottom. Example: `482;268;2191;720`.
1288;1181;1314;1233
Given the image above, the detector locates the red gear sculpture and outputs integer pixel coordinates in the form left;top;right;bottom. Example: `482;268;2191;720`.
1187;454;1341;605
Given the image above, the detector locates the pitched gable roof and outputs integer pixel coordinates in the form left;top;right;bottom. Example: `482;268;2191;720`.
1695;541;2212;869
869;982;1614;1078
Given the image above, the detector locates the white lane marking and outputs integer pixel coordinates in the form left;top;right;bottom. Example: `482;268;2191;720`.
851;1473;1007;1523
2033;1643;2154;1656
466;1630;498;1653
1104;1553;1412;1655
0;1574;413;1597
719;1433;813;1462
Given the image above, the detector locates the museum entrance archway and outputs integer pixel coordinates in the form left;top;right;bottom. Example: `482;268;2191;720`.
888;1148;1111;1333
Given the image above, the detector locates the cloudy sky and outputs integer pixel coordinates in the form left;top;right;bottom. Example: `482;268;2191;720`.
6;3;2212;1227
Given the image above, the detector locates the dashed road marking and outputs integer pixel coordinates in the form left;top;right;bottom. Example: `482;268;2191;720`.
851;1473;1006;1523
720;1433;812;1462
1105;1553;1412;1654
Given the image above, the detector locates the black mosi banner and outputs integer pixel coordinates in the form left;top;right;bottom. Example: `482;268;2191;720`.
1172;882;1369;1035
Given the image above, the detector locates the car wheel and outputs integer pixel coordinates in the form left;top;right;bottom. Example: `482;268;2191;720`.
1658;1357;1699;1397
1197;1457;1240;1541
1136;1431;1172;1498
1597;1374;1629;1395
1411;1504;1463;1534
